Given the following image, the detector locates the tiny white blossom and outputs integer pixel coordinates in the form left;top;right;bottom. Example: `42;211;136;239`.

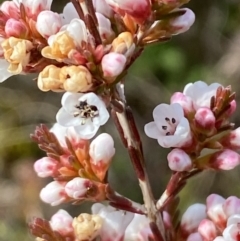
183;81;222;110
144;103;191;148
56;92;109;139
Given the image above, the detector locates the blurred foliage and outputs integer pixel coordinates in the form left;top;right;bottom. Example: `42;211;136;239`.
0;0;240;240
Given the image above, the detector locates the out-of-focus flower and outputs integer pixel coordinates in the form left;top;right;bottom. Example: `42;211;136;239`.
56;92;109;139
167;148;192;171
183;81;222;110
168;8;195;35
198;219;217;241
187;233;203;241
89;133;115;181
40;181;68;206
93;0;113;18
36;10;62;39
144;103;192;148
92;203;134;241
124;214;153;241
60;2;79;25
34;157;59;178
72;213;103;241
50;209;73;236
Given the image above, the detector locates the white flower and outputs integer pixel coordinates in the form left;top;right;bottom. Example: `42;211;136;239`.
183;81;222;110
92;203;134;241
0;59;15;82
61;2;79;25
144;103;192;148
56;92;109;139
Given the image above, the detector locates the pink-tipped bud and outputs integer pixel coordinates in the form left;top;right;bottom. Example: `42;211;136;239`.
194;107;216;135
198;219;217;241
40;181;68;206
220;127;240;150
209;149;240;170
5;19;28;38
0;1;19;19
180;204;207;237
33;157;59;178
101;52;126;79
206;194;227;230
187;233;203;241
36;11;62;39
105;0;151;24
89;133;115;181
223;196;240;218
163;211;172;229
169;8;195;35
170;92;194;115
65;177;91;199
167;148;192;172
50;209;74;236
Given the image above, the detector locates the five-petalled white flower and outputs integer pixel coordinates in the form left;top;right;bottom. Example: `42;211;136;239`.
56;92;109;139
144;103;192;148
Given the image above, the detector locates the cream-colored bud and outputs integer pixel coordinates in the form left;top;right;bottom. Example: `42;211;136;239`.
38;65;64;92
111;32;135;57
1;37;33;74
60;65;93;93
35;238;45;241
42;31;75;62
72;213;103;241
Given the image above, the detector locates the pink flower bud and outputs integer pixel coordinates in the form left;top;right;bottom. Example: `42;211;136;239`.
170;92;194;115
220;127;240;150
50;209;73;236
36;11;62;39
187;233;203;241
40;181;68;206
223;196;240;218
194;107;216;135
101;52;126;79
33;157;59;178
206;194;227;230
5;19;28;38
105;0;151;23
163;211;172;229
0;1;19;19
167;148;192;171
209;149;240;170
65;177;90;199
198;219;217;241
169;8;195;35
181;204;207;237
89;133;115;181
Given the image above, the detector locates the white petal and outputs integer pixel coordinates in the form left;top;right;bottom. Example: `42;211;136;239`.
144;122;162;139
56;108;80;127
61;92;83;112
174;117;191;136
74;120;99;139
61;2;79;24
0;59;15;82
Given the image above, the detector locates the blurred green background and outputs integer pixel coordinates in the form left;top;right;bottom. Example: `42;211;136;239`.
0;0;240;240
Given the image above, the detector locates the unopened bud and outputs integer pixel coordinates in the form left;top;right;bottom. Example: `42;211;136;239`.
89;133;115;181
50;210;73;236
72;213;103;241
169;8;195;35
101;52;126;80
40;181;68;206
5;19;28;38
38;65;63;92
198;219;217;241
33;157;59;178
36;11;62;39
223;196;240;218
194;107;216;135
206;194;226;230
93;0;113;18
0;1;19;19
181;204;207;237
61;65;93;93
220;127;240;150
186;233;203;241
167;148;192;171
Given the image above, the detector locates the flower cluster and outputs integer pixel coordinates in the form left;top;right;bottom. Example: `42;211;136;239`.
145;81;239;172
32;124;115;206
179;194;240;241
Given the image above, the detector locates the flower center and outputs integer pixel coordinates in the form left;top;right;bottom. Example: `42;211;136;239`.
162;117;177;136
74;100;99;125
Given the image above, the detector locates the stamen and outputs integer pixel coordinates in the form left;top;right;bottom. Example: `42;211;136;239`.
162;126;167;130
166;132;170;136
165;117;170;122
172;118;176;124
